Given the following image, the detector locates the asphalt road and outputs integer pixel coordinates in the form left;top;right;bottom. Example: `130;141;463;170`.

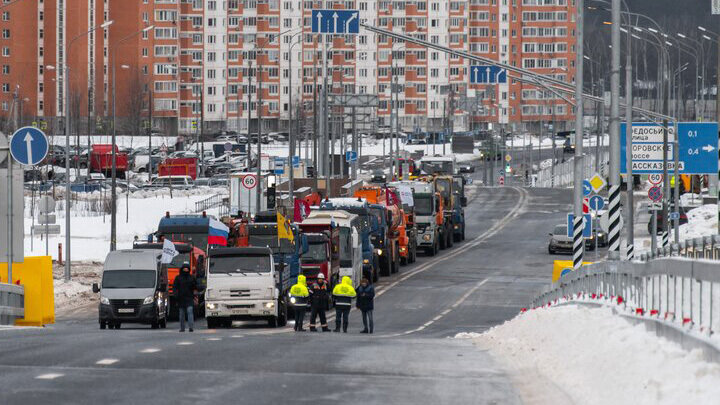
0;170;575;404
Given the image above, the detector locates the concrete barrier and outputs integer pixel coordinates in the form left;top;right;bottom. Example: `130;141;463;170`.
0;283;24;325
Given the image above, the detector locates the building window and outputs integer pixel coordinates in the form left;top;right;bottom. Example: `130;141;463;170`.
1;12;8;21
39;82;43;92
2;29;9;39
2;83;9;92
1;65;8;74
1;47;9;57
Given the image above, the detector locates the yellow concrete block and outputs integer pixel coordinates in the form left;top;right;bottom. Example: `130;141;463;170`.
0;256;55;326
553;260;593;283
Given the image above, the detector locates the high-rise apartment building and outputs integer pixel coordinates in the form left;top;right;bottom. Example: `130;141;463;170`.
0;0;575;137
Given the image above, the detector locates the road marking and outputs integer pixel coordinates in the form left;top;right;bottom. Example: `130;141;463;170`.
381;278;490;338
206;337;222;341
375;187;528;298
231;335;244;338
36;373;64;380
140;348;161;353
177;341;194;346
95;358;118;365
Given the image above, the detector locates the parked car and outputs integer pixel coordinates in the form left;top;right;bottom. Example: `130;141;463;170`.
147;175;195;189
458;164;475;173
548;224;595;254
648;205;689;234
370;169;387;183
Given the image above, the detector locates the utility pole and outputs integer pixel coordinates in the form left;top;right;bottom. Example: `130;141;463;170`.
147;89;153;175
624;26;634;256
606;0;622;261
351;106;357;179
256;56;263;210
288;38;295;199
572;0;585;271
322;36;330;196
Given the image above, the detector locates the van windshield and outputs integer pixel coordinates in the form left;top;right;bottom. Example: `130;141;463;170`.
102;270;156;289
209;255;271;274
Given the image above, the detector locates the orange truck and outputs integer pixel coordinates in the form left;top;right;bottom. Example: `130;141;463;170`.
354;186;414;274
221;214;250;247
133;240;207;319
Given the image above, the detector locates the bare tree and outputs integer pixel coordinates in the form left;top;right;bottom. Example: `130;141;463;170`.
121;72;146;136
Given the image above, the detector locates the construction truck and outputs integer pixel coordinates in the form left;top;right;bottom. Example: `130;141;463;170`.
395;180;446;256
353;187;404;275
297;222;341;305
433;175;466;244
319;198;381;282
387;181;420;263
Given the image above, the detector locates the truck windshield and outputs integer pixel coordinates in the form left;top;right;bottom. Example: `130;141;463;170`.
169;253;190;269
163;233;208;251
339;228;353;267
209;255;271;274
415;196;433;216
304;242;328;263
369;208;385;227
421;161;453;175
249;234;279;250
102;270;156;289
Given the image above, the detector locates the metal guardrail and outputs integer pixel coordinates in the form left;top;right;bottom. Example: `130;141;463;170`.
638;235;720;262
194;193;227;213
0;283;24;325
535;151;609;188
532;258;720;338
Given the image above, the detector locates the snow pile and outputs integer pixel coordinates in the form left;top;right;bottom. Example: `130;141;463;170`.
468;304;720;405
679;204;717;241
53;279;94;309
680;193;703;207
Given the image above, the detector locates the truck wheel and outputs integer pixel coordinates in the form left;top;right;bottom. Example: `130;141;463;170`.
462;225;466;241
278;301;288;327
447;229;454;248
439;232;447;250
206;317;218;329
99;321;106;330
400;256;407;266
380;256;391;277
114;323;121;329
268;316;278;328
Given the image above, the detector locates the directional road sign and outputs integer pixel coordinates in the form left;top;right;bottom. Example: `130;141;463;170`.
311;9;359;34
345;150;358;162
589;195;605;211
274;157;285;175
292;155;300;168
470;65;507;84
582;180;592;197
648;186;663;202
567;213;592;238
10;126;48;166
669;211;680;220
621;122;719;174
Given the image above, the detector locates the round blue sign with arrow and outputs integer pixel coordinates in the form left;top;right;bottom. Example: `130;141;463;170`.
582;180;592;196
10;126;48;166
589;195;605;211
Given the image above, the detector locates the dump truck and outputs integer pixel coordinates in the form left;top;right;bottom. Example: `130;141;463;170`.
355;186;407;274
90;144;129;178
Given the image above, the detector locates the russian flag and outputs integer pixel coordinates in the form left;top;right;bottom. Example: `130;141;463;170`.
208;218;229;246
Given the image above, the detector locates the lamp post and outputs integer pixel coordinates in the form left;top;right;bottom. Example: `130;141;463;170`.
288;32;302;199
56;19;113;281
110;24;153;252
698;26;720;234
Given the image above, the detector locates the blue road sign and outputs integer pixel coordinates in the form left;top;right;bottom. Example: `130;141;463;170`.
292;155;300;168
582;180;592;196
589;195;605;211
567;213;593;238
274;157;285;175
470;65;507;84
621;122;719;174
10;126;48;166
345;150;357;162
311;9;359;34
669;212;680;220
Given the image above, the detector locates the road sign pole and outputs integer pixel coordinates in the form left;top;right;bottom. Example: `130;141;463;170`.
673;123;680;243
625;29;634;258
573;0;585;271
651;208;657;253
7;158;12;283
607;0;621;261
662;121;670;238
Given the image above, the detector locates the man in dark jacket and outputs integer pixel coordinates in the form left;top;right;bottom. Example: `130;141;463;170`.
173;263;197;332
356;277;375;334
308;273;330;332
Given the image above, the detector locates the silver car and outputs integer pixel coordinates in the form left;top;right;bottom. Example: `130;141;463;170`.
548;223;596;254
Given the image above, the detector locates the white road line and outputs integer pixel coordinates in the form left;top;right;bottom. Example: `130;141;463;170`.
206;337;222;341
231;335;244;338
140;348;161;353
95;358;118;365
35;373;64;380
176;341;194;346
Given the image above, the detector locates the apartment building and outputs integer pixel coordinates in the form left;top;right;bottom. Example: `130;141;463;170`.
0;0;576;137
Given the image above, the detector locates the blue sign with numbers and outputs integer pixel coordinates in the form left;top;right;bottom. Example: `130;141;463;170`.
470;65;507;84
621;122;719;174
10;126;48;166
311;9;359;34
345;150;357;162
274;157;285;175
567;213;593;238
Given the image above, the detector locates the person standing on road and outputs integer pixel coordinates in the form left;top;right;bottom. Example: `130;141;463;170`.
356;277;375;334
290;275;310;332
173;263;196;332
332;276;356;333
308;273;330;332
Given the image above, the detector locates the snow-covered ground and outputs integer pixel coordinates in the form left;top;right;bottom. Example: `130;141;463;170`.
504;134;609;149
678;204;717;241
24;187;226;262
462;304;720;405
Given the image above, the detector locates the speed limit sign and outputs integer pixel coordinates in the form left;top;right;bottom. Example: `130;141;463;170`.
242;174;257;189
648;174;663;185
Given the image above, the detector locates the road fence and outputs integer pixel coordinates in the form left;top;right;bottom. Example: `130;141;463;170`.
535;151;609;188
532;258;720;345
638;234;720;262
0;283;24;325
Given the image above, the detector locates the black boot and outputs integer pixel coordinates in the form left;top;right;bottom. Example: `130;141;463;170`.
360;329;368;333
309;326;317;332
322;326;330;332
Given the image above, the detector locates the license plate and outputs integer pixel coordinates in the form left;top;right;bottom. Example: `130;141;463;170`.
118;308;134;313
232;309;248;314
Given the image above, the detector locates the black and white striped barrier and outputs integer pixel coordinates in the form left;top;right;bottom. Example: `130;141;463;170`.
661;231;669;248
573;215;584;270
607;185;621;254
626;244;634;261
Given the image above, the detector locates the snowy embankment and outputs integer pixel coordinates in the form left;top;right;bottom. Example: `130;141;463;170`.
458;304;720;405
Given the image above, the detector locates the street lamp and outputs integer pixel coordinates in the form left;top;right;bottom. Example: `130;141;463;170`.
110;24;153;252
60;19;114;281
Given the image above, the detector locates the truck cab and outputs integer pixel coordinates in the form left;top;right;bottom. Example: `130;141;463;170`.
246;210;307;287
303;210;363;288
204;247;288;328
93;249;169;330
404;180;445;256
298;226;340;292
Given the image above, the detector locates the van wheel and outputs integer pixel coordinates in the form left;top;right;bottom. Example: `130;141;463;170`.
99;321;106;330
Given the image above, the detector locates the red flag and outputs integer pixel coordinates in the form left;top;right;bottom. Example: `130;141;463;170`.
294;199;311;222
386;188;400;206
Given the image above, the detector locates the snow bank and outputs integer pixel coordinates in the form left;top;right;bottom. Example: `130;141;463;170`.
678;204;717;241
467;304;720;405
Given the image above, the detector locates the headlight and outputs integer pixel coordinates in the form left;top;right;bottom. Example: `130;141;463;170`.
206;302;216;310
290;297;297;304
363;259;370;264
143;295;154;305
423;234;431;241
265;302;275;308
400;247;406;253
100;296;109;305
454;225;459;229
376;249;383;256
